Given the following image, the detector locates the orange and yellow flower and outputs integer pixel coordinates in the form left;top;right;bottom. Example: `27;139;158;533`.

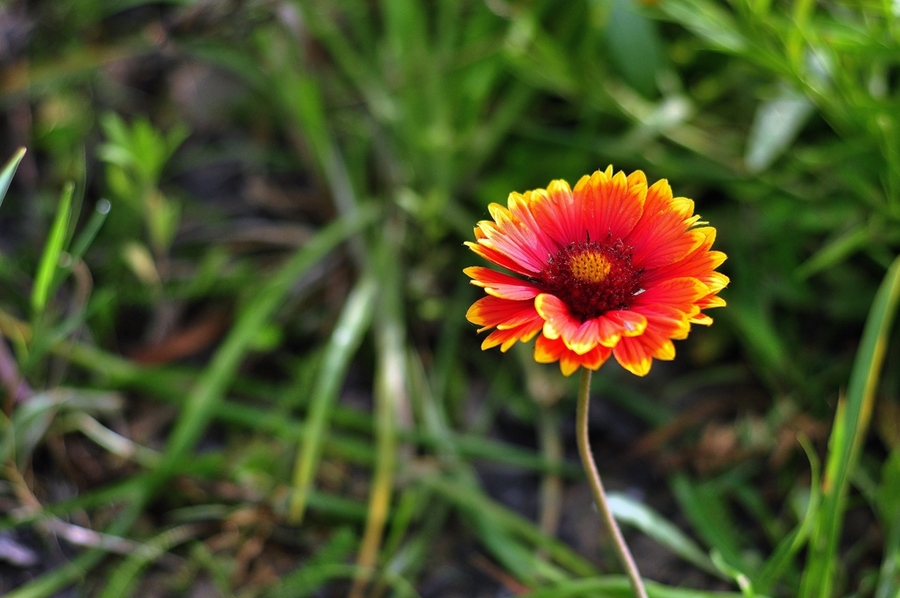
465;166;728;377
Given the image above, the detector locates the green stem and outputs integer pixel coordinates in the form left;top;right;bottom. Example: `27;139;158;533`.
577;368;648;598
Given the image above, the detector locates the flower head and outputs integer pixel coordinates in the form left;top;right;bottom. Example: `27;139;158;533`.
465;166;728;376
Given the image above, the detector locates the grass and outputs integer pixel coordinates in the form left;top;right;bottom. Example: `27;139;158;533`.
1;0;899;596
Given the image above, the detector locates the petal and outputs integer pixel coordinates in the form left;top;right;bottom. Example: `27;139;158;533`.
576;168;646;242
534;333;562;363
699;294;727;310
632;304;692;340
612;335;656;376
633;277;708;314
534;294;599;354
482;317;544;351
626;170;648;188
528;181;583;247
591;311;648;348
507;191;558;257
466;296;540;332
464;266;541;301
611;304;693;375
534;295;653;355
642;228;727;288
565;318;603;355
595;314;626;347
473;205;549;274
534;334;611;376
627;180;703;270
690;313;714;325
646;309;692;340
704;270;730;294
607;310;648;337
534;293;577;341
466;235;534;278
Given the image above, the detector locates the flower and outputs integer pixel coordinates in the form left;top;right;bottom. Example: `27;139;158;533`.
464;166;728;377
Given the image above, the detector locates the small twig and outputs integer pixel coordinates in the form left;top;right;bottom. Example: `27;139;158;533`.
470;553;531;595
576;369;648;598
66;412;162;468
4;464;189;568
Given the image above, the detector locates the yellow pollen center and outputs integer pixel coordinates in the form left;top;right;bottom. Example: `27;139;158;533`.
568;251;611;283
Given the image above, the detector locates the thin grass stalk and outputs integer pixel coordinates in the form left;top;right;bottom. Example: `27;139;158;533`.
577;369;647;598
800;254;900;597
289;275;378;523
350;232;410;598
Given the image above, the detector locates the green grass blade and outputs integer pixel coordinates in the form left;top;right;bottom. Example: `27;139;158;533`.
671;473;749;576
266;38;362;235
31;182;74;317
153;207;377;488
2;551;105;598
521;576;768;598
657;0;747;54
43;198;111;306
875;520;900;598
874;449;900;598
97;524;202;598
794;223;869;281
352;235;410;594
472;515;565;585
755;435;821;593
289;275;378;523
264;526;358;597
0;147;26;209
801;254;900;598
68;198;111;263
607;492;725;579
380;486;421;562
268;562;420;598
419;473;598;577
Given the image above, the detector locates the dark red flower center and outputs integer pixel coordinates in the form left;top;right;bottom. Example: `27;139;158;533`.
538;239;643;321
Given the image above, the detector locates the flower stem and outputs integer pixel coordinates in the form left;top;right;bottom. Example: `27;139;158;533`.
577;368;648;598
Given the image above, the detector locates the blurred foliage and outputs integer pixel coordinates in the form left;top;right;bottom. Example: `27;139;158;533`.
0;0;899;597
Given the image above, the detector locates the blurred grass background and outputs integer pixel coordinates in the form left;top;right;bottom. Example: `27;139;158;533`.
1;0;899;596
